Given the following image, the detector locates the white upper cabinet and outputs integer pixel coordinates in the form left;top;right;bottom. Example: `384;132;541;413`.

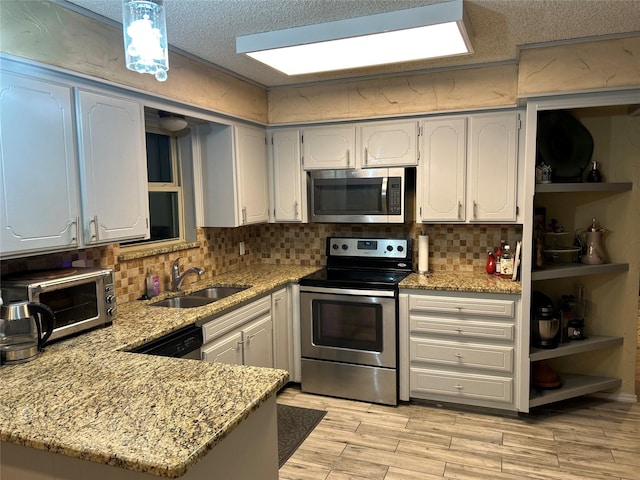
0;70;80;257
301;125;356;169
418;117;467;221
270;129;306;222
236;125;270;225
418;111;520;223
301;121;419;170
196;123;269;227
75;89;149;244
467;113;519;222
359;120;419;167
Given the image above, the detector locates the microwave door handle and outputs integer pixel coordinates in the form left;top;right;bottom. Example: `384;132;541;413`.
381;177;388;215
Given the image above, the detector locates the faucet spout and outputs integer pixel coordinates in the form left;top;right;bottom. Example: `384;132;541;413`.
171;258;205;291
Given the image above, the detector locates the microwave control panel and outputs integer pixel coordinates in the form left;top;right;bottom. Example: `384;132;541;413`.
387;177;402;214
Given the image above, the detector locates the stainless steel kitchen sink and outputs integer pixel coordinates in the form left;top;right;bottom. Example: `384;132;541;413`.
150;296;215;308
187;286;248;299
150;286;249;308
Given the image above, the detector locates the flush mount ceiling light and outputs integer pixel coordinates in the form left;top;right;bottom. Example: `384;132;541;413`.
158;111;188;131
122;0;169;81
236;0;473;76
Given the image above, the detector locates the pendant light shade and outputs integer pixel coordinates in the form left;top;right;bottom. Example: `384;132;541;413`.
122;0;169;81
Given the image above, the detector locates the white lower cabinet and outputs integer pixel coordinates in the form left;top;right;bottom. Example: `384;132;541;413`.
201;296;273;368
404;290;520;410
272;287;293;372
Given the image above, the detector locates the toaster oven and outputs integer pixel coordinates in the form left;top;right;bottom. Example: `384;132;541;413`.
1;267;116;342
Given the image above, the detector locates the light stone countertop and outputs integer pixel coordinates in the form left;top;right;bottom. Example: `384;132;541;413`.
0;264;320;478
0;264;519;478
400;271;522;295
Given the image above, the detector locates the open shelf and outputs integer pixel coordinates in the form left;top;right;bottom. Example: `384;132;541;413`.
535;182;632;193
531;262;629;281
530;335;623;361
529;373;621;408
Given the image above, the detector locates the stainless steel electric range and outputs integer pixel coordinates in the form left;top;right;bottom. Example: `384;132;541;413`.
299;236;412;406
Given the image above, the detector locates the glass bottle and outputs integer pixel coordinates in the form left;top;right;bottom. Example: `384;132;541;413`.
501;244;513;276
486;250;496;274
495;241;504;276
586;160;602;182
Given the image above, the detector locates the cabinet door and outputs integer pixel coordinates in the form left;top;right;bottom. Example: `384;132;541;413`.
0;71;80;257
243;315;273;368
467;113;519;222
236;125;269;225
76;89;149;244
302;125;356;170
360;121;418;167
202;331;244;365
271;129;304;222
418;118;467;222
272;288;292;372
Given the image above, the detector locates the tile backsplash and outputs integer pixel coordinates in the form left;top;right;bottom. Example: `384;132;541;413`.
1;223;521;304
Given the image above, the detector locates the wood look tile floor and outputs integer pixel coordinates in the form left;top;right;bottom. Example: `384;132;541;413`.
277;386;640;480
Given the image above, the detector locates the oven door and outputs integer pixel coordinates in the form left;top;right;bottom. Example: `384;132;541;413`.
29;278;107;342
300;286;397;368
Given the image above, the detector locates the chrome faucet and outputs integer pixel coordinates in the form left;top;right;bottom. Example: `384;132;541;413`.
171;258;205;291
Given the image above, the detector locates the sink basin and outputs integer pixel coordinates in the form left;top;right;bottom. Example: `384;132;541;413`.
149;286;249;309
187;286;248;299
150;296;215;309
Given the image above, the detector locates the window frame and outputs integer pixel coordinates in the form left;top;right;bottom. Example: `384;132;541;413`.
120;124;186;251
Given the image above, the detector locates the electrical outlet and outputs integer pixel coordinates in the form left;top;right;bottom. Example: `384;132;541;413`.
239;241;245;255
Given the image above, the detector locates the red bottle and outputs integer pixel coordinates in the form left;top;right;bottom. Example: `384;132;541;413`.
486;250;496;274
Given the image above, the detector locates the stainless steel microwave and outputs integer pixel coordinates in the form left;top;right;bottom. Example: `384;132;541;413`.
308;167;414;223
1;267;116;342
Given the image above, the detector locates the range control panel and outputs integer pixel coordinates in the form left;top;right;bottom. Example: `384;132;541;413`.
327;237;409;259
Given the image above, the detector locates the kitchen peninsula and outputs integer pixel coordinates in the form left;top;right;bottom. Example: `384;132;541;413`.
0;265;317;480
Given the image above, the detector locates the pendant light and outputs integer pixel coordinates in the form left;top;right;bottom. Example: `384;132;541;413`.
122;0;169;81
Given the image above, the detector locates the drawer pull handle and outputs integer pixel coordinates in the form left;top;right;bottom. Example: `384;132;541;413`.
454;353;463;358
455;305;463;310
454;384;463;390
454;327;463;333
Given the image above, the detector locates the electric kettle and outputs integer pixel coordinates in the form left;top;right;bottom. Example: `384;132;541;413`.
0;300;55;365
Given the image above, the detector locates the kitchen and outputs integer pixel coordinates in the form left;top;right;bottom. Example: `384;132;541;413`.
1;1;640;479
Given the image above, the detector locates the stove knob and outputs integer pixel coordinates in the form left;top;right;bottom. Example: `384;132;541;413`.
332;244;339;250
342;244;348;250
386;245;393;252
397;245;404;252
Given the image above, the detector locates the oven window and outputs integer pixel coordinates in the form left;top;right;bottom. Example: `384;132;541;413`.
39;283;98;328
314;178;383;215
312;300;383;351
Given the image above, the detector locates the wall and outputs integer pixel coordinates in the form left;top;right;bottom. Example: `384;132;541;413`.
1;223;521;304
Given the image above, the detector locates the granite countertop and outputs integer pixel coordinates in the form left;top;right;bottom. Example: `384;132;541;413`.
400;271;522;295
0;263;518;478
0;264;319;478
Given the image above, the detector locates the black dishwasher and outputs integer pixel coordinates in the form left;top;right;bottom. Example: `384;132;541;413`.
130;324;203;359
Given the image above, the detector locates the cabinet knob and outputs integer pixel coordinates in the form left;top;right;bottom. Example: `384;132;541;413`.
454;353;463;359
454;327;463;333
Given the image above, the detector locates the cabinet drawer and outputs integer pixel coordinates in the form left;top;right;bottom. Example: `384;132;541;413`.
203;296;270;343
410;368;513;403
409;295;515;318
410;339;513;373
410;316;514;341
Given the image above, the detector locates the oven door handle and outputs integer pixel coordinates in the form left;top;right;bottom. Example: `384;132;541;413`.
300;285;396;298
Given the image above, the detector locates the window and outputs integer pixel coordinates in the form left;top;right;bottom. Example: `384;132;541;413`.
122;129;184;247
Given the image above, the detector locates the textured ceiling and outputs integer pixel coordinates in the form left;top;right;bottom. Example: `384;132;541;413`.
60;0;640;88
